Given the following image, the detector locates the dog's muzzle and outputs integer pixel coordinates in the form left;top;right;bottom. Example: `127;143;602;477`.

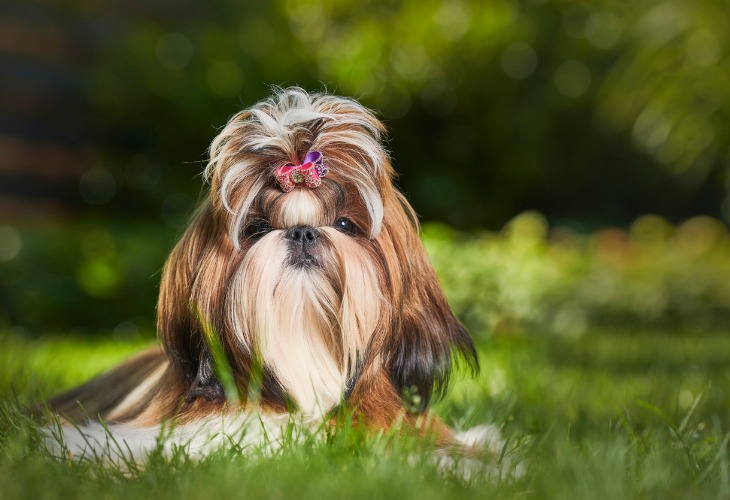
285;225;320;267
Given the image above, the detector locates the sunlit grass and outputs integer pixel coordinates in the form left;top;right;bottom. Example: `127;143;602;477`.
1;329;729;498
0;333;153;402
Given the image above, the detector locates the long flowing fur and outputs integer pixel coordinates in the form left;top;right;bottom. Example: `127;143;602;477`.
45;88;478;460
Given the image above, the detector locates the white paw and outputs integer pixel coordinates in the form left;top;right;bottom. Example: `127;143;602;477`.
454;424;505;454
450;424;526;481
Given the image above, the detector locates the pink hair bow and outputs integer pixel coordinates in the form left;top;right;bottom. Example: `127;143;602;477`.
275;151;328;193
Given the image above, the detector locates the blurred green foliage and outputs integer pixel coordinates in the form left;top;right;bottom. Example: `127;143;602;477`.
0;221;177;336
427;212;730;335
65;0;730;229
2;212;729;336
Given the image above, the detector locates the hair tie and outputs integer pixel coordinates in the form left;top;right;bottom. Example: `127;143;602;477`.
275;151;328;193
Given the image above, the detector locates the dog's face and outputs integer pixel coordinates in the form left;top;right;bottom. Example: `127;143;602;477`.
224;156;390;415
157;89;476;418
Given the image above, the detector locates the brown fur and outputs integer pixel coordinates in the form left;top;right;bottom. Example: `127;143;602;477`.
45;88;477;451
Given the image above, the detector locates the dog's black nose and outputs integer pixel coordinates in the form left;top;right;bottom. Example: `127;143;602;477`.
285;226;320;268
285;226;319;245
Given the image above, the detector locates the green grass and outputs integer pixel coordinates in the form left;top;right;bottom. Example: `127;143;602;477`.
2;329;729;498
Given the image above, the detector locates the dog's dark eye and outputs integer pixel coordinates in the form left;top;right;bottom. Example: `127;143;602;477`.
244;219;272;239
334;217;358;235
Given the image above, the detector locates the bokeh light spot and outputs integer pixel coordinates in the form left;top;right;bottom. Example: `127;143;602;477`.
391;44;430;83
0;226;22;261
125;156;163;190
505;211;548;242
287;2;326;43
156;32;193;70
76;259;120;298
585;12;622;49
640;3;687;43
501;42;537;80
554;60;591;97
685;29;721;67
630;214;672;245
113;320;140;342
434;1;470;41
79;167;117;205
678;389;694;410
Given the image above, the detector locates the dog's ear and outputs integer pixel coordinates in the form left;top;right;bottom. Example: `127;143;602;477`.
157;200;291;408
156;201;228;400
382;192;478;411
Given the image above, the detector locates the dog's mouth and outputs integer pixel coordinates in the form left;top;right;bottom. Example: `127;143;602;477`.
286;250;320;269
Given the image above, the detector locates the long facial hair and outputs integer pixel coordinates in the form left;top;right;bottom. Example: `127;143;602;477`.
149;88;477;424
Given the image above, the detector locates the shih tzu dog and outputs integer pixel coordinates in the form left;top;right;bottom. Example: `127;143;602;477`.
44;88;492;464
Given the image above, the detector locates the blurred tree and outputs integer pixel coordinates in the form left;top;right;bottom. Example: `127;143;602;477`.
276;0;730;227
3;0;728;229
599;0;730;210
2;0;730;334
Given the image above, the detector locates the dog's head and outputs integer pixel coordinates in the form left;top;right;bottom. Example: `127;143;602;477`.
158;88;476;417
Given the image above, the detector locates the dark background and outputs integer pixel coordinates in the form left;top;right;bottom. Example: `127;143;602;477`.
1;0;729;335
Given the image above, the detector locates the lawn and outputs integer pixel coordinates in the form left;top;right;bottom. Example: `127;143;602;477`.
1;328;729;499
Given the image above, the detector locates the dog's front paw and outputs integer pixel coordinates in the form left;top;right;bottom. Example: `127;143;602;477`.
446;424;525;481
454;424;505;454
